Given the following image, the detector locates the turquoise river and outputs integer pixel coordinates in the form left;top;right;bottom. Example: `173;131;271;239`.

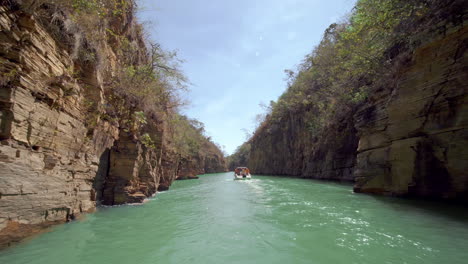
1;172;468;264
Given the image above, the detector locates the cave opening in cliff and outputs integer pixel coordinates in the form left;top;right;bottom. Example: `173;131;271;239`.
93;148;111;204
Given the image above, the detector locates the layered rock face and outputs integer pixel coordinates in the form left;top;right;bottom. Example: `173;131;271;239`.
0;7;107;247
248;112;358;181
101;130;160;205
354;23;468;201
177;140;227;180
0;3;226;248
246;14;467;201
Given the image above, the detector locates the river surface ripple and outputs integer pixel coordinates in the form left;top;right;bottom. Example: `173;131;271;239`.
1;172;468;264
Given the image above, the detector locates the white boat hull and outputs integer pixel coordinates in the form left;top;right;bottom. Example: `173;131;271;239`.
234;173;251;180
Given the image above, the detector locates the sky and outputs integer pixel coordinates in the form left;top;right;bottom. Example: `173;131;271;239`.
138;0;357;155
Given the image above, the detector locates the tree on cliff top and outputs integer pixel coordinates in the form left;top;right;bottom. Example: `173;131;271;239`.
227;143;251;170
10;0;226;160
252;0;459;139
232;0;464;160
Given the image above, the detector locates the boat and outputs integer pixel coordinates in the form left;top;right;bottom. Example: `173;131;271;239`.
234;167;251;180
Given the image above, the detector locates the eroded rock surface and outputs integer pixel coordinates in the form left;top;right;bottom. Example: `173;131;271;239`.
248;111;358;181
176;140;227;180
0;3;226;249
354;23;468;200
0;6;104;248
246;12;467;202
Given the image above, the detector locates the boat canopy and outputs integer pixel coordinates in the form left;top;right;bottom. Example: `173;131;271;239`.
235;167;250;174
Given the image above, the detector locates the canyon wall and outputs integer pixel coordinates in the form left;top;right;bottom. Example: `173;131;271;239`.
177;140;227;180
248;110;358;181
245;4;467;202
0;2;225;249
353;23;468;200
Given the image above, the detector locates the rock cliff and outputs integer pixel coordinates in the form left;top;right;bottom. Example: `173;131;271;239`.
239;0;467;202
0;1;225;249
176;140;227;180
353;22;468;200
248;111;358;181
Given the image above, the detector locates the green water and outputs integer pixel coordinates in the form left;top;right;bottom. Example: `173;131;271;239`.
1;172;468;264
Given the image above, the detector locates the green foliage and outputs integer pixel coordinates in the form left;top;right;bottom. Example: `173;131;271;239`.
140;133;156;149
71;0;102;14
70;0;130;17
227;143;251;170
232;0;453;161
259;0;436;138
134;111;147;125
168;115;211;158
0;58;19;86
13;0;221;162
107;43;188;121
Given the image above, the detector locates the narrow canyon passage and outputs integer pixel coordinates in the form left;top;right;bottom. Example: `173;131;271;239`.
1;173;468;264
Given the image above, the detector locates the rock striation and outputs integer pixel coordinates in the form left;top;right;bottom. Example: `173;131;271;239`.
244;5;467;202
353;23;468;200
0;2;226;249
176;140;227;179
248;111;358;181
0;6;104;247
